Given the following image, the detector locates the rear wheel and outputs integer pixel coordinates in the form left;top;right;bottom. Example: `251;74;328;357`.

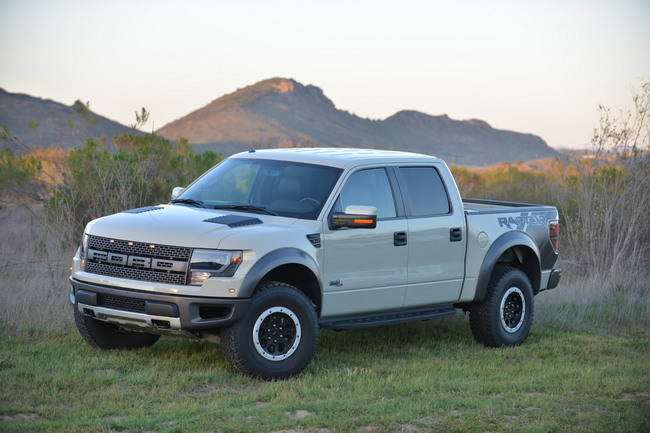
74;307;160;350
469;266;534;347
221;281;319;380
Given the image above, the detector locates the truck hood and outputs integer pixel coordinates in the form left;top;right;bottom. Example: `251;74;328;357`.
85;204;300;249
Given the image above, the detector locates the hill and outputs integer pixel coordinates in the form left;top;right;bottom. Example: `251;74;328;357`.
157;78;560;165
0;88;138;152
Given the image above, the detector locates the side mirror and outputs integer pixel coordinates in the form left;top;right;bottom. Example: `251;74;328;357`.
171;187;185;200
331;205;377;229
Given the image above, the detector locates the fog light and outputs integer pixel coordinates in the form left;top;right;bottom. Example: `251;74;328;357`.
190;271;211;285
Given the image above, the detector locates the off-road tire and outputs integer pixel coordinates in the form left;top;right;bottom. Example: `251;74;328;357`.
221;281;319;380
74;306;160;350
469;265;534;347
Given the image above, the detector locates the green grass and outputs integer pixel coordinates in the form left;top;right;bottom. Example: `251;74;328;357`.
1;316;648;433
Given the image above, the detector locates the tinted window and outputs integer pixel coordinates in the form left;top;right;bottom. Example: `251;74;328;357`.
178;158;342;220
337;168;396;219
399;167;450;216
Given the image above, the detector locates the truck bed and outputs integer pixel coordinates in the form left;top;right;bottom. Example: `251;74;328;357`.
462;198;552;213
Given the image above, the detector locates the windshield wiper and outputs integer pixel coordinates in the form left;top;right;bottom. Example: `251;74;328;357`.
170;198;207;208
212;205;279;216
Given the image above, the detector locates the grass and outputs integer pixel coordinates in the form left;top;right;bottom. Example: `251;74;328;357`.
534;269;650;331
1;319;649;433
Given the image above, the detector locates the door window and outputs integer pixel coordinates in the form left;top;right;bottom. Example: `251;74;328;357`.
336;168;397;219
398;167;450;216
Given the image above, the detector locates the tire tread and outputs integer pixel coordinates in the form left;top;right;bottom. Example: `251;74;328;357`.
469;265;534;347
221;281;319;380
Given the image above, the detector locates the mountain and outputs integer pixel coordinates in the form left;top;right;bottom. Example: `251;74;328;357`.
0;88;138;152
157;78;560;165
2;80;561;166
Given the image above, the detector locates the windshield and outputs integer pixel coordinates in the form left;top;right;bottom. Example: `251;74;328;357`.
176;158;343;220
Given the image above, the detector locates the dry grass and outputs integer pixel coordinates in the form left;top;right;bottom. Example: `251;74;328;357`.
536;261;650;331
0;204;74;335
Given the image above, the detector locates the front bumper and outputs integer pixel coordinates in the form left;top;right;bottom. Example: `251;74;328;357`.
70;277;250;333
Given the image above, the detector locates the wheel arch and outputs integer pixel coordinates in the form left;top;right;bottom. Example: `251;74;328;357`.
239;248;322;315
473;231;541;303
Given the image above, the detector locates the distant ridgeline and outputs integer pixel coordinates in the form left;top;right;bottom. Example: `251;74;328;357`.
156;78;560;165
1;79;560;166
0;88;139;152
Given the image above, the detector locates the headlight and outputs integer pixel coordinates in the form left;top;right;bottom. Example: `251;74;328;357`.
188;249;242;285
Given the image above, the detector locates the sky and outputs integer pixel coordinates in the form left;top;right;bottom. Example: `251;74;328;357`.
1;0;648;150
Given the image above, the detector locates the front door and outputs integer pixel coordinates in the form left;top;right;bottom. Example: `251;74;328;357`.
320;167;408;317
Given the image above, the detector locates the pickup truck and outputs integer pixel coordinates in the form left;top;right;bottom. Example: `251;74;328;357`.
69;148;561;379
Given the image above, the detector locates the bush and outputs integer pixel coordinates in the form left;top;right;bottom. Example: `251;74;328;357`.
559;83;650;276
0;148;45;203
453;82;650;280
45;134;222;248
0;130;223;336
452;162;565;207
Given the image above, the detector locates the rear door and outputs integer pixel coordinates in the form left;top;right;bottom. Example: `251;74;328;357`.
396;165;467;306
320;167;409;317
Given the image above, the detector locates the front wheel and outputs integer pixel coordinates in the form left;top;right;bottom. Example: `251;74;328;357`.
221;281;319;380
469;266;534;347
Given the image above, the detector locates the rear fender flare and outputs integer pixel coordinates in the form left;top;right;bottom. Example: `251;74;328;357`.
474;231;540;303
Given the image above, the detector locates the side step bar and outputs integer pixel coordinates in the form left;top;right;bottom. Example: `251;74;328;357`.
319;305;457;330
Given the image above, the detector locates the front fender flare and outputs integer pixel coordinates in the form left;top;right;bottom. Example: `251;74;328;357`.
239;248;322;298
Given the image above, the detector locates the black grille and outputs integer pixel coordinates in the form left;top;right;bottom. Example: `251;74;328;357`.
86;262;187;285
88;236;191;260
98;293;145;313
86;235;191;285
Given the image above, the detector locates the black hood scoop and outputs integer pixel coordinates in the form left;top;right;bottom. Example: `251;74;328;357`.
204;214;263;228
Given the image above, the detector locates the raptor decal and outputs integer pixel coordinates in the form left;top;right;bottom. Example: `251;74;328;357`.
498;214;547;231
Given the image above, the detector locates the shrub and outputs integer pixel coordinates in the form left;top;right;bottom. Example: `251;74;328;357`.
559;83;650;276
0;148;45;203
453;82;650;280
45;134;221;248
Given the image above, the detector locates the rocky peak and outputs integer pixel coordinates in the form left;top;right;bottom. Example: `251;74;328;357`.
271;79;295;93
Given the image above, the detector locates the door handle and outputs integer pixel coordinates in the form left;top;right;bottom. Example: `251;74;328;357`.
450;227;462;242
394;231;407;246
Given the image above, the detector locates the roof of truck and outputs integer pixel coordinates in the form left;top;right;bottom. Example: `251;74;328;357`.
230;147;440;168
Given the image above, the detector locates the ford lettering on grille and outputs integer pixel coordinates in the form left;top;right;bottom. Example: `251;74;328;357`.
87;249;187;273
85;236;192;285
